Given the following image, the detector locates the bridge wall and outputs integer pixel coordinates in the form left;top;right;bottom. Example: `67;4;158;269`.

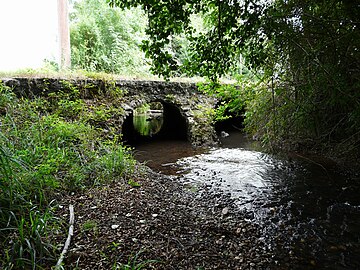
1;78;218;146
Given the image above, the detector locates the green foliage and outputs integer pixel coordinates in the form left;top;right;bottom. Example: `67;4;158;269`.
71;0;149;75
127;179;141;188
108;0;260;80
251;0;360;153
111;0;359;157
198;79;246;122
112;250;159;270
0;81;136;268
90;141;135;186
82;220;98;234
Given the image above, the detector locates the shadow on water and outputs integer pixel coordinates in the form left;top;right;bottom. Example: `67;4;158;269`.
129;117;360;269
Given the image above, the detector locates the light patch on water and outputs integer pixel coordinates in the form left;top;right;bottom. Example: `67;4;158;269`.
177;148;280;203
134;132;360;268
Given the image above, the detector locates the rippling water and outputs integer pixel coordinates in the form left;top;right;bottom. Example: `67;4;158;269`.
177;148;276;205
133;131;360;269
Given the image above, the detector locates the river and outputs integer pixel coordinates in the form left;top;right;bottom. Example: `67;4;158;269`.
130;115;360;269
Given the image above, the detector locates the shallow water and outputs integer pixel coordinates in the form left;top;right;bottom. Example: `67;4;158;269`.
133;131;360;269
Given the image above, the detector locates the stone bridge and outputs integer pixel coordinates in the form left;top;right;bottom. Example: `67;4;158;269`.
1;78;218;146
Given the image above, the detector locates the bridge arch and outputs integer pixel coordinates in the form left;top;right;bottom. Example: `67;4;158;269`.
121;99;188;144
2;78;219;147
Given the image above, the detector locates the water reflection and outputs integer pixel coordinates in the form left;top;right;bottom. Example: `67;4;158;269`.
133;114;163;136
177;148;272;204
133;102;164;137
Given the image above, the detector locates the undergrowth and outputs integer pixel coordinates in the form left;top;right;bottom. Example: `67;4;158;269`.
0;81;135;269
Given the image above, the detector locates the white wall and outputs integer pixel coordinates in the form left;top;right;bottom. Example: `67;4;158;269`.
0;0;59;71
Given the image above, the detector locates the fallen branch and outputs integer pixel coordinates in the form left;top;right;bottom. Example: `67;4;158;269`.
55;204;75;269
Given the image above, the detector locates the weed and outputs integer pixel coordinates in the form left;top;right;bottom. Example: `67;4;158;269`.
57;99;85;118
112;250;159;270
128;179;141;188
82;220;98;235
110;241;122;252
0;207;57;269
186;184;198;193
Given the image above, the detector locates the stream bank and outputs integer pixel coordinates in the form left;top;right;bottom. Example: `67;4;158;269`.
128;130;360;269
50;97;360;270
61;166;308;269
58;131;360;269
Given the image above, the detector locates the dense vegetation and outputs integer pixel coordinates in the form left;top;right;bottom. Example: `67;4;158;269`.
0;81;136;268
109;0;360;160
70;0;149;75
70;0;210;78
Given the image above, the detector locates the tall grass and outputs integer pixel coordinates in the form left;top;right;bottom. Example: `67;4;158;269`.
0;81;135;269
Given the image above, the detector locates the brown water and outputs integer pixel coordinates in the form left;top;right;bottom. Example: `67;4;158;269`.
132;131;360;269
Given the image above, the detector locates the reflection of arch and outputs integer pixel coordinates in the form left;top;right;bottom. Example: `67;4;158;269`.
121;100;188;145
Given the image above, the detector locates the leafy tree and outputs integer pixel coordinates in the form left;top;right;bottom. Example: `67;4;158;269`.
71;0;149;75
258;0;360;152
107;0;279;80
108;0;360;159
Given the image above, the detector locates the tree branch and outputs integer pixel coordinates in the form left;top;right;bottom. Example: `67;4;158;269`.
55;204;75;269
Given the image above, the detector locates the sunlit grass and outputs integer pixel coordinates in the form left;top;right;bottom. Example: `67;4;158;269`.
0;66;214;83
0;68;143;81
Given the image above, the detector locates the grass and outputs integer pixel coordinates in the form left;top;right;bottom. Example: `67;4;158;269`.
112;250;159;270
82;220;98;235
0;65;155;81
0;67;154;82
0;68;238;85
0;68;215;268
0;80;136;269
0;65;212;83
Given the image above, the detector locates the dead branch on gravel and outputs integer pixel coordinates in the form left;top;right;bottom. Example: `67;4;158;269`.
55;204;75;269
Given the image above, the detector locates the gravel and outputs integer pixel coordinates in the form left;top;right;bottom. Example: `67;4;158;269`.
55;166;307;269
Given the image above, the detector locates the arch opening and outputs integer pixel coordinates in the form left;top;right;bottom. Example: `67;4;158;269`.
214;103;245;135
121;101;188;145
